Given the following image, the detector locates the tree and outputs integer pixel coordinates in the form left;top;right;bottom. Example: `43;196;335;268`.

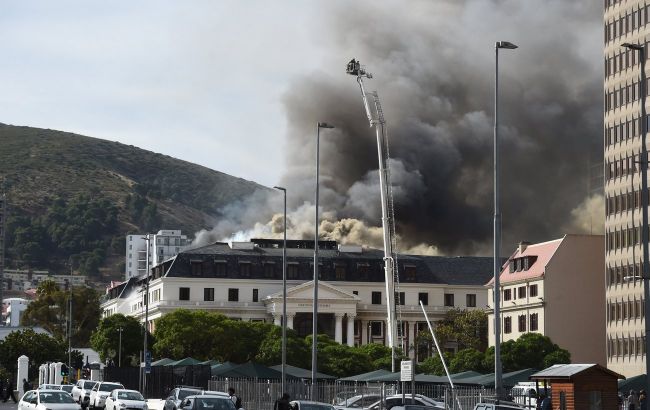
90;314;148;365
355;343;408;371
449;348;487;373
255;326;310;368
0;329;67;377
434;309;488;352
483;333;571;372
417;351;453;375
21;280;101;346
152;310;234;360
542;349;571;368
309;335;372;377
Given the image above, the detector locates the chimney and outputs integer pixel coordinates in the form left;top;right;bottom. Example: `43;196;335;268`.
518;241;531;254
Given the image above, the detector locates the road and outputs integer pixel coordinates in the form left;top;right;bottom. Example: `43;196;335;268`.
0;399;17;410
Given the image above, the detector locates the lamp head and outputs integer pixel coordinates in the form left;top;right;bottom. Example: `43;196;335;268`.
318;122;335;129
623;42;644;51
496;41;518;50
273;186;286;192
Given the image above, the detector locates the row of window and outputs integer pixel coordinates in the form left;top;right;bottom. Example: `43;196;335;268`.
607;335;646;358
502;284;539;301
606;190;642;215
605;115;646;147
604;81;650;113
604;0;624;9
507;256;537;273
179;287;260;303
608;298;645;322
176;287;477;308
605;225;642;251
605;45;650;79
503;313;539;334
607;262;645;286
188;259;418;282
604;6;650;44
605;155;639;181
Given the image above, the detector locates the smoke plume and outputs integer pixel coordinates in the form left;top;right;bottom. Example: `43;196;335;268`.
195;0;603;256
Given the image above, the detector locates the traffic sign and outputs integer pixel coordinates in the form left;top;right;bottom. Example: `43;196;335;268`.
400;360;413;382
145;351;152;374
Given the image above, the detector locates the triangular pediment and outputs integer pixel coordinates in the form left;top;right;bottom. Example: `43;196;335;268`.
267;280;359;301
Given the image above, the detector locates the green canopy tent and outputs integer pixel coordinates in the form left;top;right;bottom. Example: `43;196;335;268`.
458;368;537;387
165;357;201;366
211;362;238;377
152;358;175;366
213;362;293;379
449;371;483;380
338;369;393;383
368;372;481;384
618;374;645;393
270;364;336;380
200;360;220;366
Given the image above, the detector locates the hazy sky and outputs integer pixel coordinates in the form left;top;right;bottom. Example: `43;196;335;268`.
0;1;325;187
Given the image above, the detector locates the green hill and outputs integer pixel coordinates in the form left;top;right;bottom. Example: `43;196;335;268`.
0;123;267;282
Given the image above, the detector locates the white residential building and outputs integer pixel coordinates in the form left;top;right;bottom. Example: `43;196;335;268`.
486;234;605;364
104;238;493;361
125;230;188;280
2;269;86;291
2;297;30;326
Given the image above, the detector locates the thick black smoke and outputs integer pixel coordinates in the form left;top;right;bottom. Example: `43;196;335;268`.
196;0;603;256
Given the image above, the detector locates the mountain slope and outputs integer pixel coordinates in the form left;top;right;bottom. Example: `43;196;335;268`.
0;123;267;280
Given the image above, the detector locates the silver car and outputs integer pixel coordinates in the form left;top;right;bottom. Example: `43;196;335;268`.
89;382;125;410
72;380;97;405
104;389;147;410
19;389;81;410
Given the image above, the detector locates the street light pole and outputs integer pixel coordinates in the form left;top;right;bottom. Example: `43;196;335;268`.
142;233;151;397
274;186;287;394
494;40;517;399
68;281;72;370
118;327;124;367
623;41;650;399
312;121;334;400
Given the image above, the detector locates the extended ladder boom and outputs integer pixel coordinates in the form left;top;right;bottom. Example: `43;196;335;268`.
346;59;402;372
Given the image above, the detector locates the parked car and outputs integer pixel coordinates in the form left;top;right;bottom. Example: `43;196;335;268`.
181;394;238;410
104;389;147;410
88;382;125;410
164;387;203;410
333;394;381;410
391;405;443;410
61;385;74;394
19;389;81;410
38;384;62;390
365;395;444;410
290;400;336;410
473;401;525;410
72;380;98;404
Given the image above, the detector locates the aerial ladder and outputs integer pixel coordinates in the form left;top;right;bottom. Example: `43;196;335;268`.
346;59;403;372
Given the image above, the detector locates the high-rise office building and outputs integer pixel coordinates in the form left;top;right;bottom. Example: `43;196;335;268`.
125;230;188;280
604;0;650;376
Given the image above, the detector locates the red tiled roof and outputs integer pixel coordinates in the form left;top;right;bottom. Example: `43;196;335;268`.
486;237;564;286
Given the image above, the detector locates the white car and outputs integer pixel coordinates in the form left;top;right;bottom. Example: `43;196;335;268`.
72;380;98;404
334;394;381;410
38;384;62;390
89;382;124;410
104;389;147;410
365;395;445;410
19;389;81;410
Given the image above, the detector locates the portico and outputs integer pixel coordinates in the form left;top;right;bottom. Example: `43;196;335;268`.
264;280;359;346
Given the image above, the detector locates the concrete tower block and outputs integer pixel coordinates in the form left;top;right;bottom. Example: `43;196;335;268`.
17;355;28;397
49;362;56;384
54;362;63;385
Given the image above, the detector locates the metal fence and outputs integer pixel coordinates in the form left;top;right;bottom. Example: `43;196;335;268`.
208;379;506;410
103;365;211;399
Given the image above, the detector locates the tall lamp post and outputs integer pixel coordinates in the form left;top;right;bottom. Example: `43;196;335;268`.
494;40;517;398
312;121;334;400
142;234;151;397
117;327;124;367
622;42;650;397
274;186;288;394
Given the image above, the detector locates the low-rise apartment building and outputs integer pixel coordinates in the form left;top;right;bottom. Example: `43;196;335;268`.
125;230;188;280
486;234;605;364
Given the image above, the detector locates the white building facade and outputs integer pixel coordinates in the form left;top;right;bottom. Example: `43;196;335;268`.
2;269;86;291
2;297;30;326
104;239;492;361
125;230;188;280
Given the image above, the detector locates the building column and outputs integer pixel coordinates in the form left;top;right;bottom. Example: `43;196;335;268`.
335;313;344;344
287;313;295;329
347;314;356;347
273;315;281;326
361;320;368;345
